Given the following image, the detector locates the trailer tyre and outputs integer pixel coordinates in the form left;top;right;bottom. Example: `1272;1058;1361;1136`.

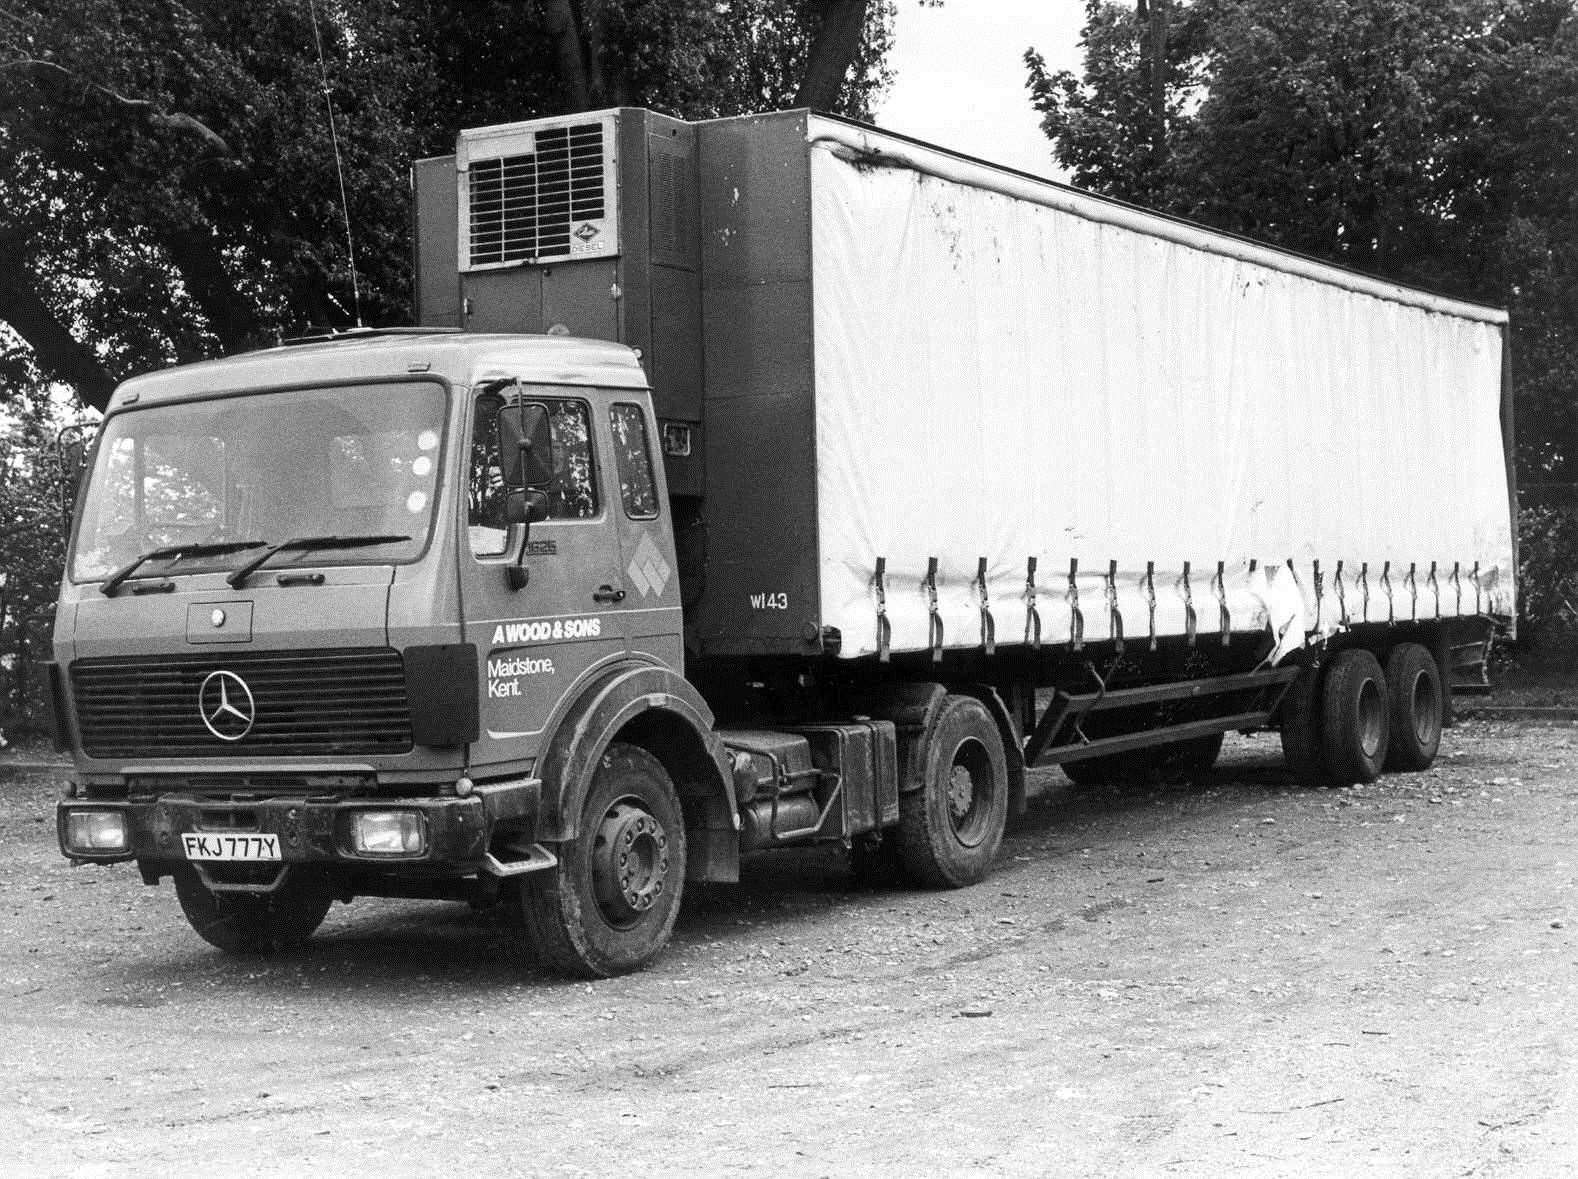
1320;649;1390;785
849;832;907;889
898;695;1008;888
1061;751;1137;787
1152;732;1225;783
1065;732;1223;787
1383;642;1443;772
1279;661;1330;785
172;865;334;955
520;743;685;979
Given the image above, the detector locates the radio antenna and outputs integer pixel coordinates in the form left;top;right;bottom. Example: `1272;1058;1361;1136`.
308;0;363;327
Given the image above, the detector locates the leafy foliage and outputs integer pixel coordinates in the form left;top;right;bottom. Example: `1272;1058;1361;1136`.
1517;503;1578;642
0;388;89;739
1029;0;1578;486
0;0;897;732
0;0;896;411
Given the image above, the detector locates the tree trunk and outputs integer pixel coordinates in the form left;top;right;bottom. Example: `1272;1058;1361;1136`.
0;233;117;411
158;225;264;355
794;0;870;112
544;0;606;112
1142;0;1169;166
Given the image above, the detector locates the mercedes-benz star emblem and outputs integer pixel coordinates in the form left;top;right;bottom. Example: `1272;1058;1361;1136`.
198;670;256;742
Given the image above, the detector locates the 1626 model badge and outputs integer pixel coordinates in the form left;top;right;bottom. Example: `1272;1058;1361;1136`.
198;670;255;741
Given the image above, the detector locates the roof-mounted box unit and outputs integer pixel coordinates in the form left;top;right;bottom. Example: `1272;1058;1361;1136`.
457;114;620;269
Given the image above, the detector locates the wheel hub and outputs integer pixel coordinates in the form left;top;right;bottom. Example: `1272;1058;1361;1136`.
948;765;976;822
591;801;669;924
1410;670;1439;739
1358;680;1385;758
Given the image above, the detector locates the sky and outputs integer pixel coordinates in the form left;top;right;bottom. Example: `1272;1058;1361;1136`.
875;1;1087;179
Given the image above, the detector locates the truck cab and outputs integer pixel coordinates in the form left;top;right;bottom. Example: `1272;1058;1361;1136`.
55;329;737;977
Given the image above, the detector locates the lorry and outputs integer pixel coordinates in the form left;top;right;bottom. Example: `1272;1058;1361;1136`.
52;108;1517;977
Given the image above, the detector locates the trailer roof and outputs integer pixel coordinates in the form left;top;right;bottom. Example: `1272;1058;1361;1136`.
106;331;648;413
802;112;1508;328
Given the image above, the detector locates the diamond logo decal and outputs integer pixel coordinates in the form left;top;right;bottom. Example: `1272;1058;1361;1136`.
573;222;600;242
627;533;672;599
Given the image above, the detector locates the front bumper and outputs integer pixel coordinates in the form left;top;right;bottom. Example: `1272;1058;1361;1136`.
58;779;539;872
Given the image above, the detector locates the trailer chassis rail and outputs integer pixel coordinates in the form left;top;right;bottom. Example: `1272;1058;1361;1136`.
1024;666;1300;767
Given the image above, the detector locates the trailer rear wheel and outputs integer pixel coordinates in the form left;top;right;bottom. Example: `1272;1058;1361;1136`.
1383;642;1443;771
849;832;907;888
1064;732;1223;787
520;743;685;979
1320;649;1390;785
1061;752;1131;787
1152;732;1225;782
1279;660;1330;785
172;865;334;954
898;695;1008;888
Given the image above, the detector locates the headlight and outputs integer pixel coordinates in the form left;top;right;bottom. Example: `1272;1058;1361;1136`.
349;811;426;856
64;810;128;854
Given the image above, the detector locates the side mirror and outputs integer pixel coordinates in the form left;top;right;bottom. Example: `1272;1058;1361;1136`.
497;399;552;592
497;402;552;490
55;424;94;529
503;489;550;526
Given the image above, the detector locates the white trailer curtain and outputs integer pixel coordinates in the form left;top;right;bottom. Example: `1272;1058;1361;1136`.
808;135;1514;662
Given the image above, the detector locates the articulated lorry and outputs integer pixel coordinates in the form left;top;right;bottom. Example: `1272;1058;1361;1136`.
53;109;1516;977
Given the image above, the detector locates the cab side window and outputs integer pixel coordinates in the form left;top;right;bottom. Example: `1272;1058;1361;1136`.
609;403;658;519
468;394;599;558
545;402;599;520
468;396;510;556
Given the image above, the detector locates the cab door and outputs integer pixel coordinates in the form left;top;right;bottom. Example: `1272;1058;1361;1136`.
458;387;627;770
604;399;684;672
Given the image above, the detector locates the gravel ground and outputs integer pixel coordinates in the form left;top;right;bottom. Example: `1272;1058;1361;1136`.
3;721;1577;1176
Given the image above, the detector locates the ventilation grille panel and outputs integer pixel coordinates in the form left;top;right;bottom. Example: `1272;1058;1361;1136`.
649;135;698;268
464;120;616;267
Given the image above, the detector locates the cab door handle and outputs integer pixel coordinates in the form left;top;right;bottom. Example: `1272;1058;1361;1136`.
593;584;626;603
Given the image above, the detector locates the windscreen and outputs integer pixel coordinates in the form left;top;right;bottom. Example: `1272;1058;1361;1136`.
70;381;446;582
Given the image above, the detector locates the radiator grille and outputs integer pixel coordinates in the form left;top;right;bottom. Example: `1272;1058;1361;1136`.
468;121;608;265
71;649;412;758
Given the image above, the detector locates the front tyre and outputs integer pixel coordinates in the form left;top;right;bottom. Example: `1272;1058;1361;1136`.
898;695;1009;888
521;743;685;979
172;865;333;954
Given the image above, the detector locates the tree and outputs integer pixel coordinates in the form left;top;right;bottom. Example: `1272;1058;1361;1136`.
1028;0;1578;485
0;364;88;739
1026;1;1211;209
0;0;896;412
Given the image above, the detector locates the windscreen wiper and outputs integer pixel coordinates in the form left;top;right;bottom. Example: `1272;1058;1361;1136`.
225;534;412;589
101;540;267;597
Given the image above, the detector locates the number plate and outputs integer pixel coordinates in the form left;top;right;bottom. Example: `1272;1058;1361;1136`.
181;833;281;862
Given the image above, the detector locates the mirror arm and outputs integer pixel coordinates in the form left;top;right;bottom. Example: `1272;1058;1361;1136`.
507;522;531;591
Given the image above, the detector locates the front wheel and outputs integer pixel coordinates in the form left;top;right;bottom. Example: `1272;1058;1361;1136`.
898;694;1009;888
172;865;334;954
520;743;686;978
